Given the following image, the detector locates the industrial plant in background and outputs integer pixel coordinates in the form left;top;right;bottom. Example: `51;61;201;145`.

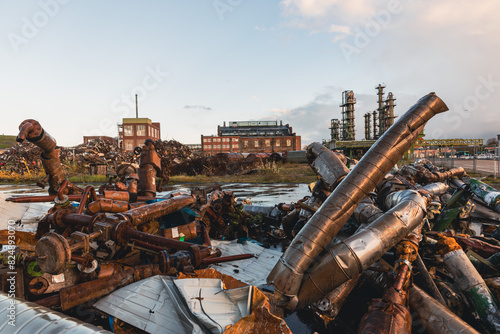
330;84;397;144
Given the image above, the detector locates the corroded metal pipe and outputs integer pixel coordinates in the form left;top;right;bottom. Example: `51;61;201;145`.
409;286;481;334
437;235;500;333
267;93;448;307
295;189;429;309
16;119;65;195
121;195;196;226
468;178;500;214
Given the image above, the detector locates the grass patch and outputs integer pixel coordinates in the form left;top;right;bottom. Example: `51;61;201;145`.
0;135;17;149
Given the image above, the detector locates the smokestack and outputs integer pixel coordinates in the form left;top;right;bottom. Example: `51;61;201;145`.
135;94;138;118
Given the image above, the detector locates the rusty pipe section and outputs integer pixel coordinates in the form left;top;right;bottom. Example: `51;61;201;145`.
17;119;65;194
267;93;448;304
121;194;196;226
86;198;145;215
137;140;162;197
409;286;481;334
295;189;429;309
357;228;421;334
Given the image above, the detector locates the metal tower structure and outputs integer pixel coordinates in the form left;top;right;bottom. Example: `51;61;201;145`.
376;84;386;137
340;90;356;141
372;110;378;139
329;119;341;142
364;113;372;140
384;92;397;130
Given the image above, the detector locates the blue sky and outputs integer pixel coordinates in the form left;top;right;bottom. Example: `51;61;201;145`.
1;0;499;147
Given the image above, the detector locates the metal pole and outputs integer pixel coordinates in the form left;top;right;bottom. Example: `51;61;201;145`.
135;94;138;118
473;146;477;174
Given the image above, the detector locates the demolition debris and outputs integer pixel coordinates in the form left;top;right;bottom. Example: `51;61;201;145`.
1;93;500;333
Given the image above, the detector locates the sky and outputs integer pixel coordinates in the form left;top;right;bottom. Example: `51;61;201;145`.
1;0;499;147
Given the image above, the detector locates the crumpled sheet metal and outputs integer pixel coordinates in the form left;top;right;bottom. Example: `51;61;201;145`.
95;270;291;334
267;93;448;302
296;189;428;308
0;291;111;334
209;239;283;288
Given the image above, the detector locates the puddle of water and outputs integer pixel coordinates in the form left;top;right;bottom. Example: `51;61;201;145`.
0;183;312;206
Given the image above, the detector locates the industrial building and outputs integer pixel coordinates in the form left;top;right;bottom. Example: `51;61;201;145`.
118;117;161;152
201;121;301;155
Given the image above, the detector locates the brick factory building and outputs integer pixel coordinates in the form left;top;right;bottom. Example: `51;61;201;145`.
83;136;116;144
201;121;301;156
118;118;161;152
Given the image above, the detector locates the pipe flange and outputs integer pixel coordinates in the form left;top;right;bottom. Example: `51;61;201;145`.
54;194;70;206
159;250;171;273
91;213;107;226
112;220;132;245
189;245;202;267
394;259;413;272
35;232;72;275
52;209;73;229
28;277;49;295
77;259;98;273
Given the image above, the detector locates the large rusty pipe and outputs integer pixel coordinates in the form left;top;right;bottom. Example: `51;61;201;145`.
77;185;98;214
295;189;429;309
267;93;448;304
121;194;196;226
17;119;65;195
5;194;167;203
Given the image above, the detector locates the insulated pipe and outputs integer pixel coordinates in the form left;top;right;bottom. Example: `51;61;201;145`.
306;142;350;191
353;195;384;226
440;244;500;333
267;93;448;305
409;286;481;334
16;119;65;195
468;178;500;214
295;189;429;309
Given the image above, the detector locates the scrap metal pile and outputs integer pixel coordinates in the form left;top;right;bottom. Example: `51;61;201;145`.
1;93;500;334
170;152;282;176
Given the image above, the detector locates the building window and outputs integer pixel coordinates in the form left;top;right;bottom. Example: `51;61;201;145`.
137;125;146;136
254;141;259;148
205;145;212;149
276;140;281;147
222;138;230;143
124;125;134;136
287;139;292;147
213;138;221;142
213;145;221;149
243;140;248;148
125;140;134;151
232;138;239;143
222;144;230;149
204;138;211;143
265;140;271;147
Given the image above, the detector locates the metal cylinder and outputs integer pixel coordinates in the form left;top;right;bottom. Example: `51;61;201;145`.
306;142;350;191
122;195;195;226
468;178;500;214
267;93;448;305
442;249;500;333
0;292;111;333
295;190;428;309
409;286;481;334
17;120;65;195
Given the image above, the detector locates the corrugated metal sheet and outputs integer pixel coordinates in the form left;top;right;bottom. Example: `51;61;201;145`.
0;193;51;232
0;292;110;334
209;240;283;288
95;276;253;334
94;275;201;334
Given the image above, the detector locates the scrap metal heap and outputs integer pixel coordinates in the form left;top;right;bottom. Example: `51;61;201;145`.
1;93;500;333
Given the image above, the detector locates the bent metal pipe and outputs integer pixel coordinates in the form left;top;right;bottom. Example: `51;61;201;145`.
267;93;448;310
